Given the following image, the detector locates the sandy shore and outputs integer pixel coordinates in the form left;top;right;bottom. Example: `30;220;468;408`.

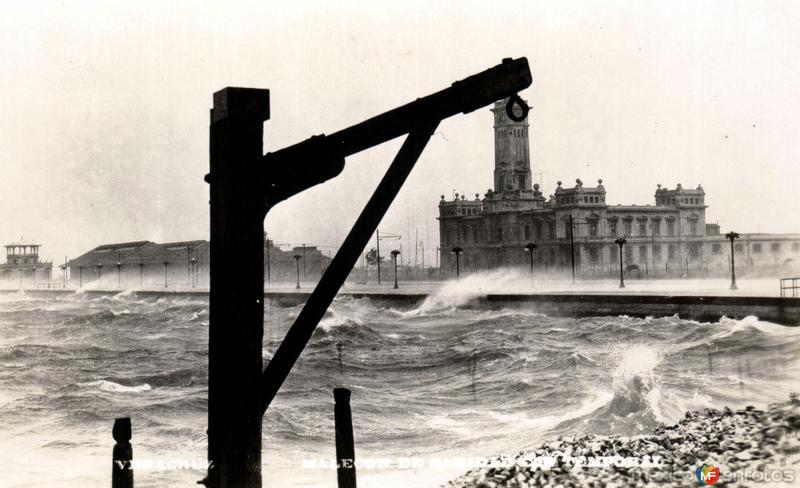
446;397;800;487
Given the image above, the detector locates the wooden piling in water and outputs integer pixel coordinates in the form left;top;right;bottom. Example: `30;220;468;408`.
334;388;357;488
112;417;133;488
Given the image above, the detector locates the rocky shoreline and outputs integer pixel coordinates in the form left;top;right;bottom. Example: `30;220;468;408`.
446;396;800;487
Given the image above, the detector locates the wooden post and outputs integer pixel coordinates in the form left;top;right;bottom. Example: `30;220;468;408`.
207;88;269;488
334;388;357;488
112;417;133;488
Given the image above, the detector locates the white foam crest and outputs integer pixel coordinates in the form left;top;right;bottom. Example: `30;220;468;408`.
495;391;615;433
79;380;152;393
411;268;532;313
318;309;365;332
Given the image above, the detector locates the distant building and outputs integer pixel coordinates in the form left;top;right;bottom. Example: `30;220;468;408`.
65;239;332;288
0;243;52;285
438;99;800;276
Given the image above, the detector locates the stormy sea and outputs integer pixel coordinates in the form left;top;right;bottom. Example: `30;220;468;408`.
1;282;799;487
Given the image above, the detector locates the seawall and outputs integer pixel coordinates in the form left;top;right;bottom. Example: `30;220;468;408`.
2;289;799;325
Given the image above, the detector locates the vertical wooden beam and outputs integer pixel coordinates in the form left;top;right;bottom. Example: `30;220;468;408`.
334;388;357;488
207;87;270;488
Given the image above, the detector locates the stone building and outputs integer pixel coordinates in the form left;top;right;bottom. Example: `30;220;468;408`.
0;243;53;286
438;99;800;277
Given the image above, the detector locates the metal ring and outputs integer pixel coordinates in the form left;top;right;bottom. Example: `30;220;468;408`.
506;94;529;122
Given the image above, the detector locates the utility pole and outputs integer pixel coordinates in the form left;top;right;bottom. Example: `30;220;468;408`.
376;230;381;285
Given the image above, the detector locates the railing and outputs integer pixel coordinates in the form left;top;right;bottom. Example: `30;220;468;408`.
35;282;62;290
780;277;800;298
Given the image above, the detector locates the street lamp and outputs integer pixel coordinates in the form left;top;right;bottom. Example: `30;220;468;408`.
190;256;197;288
725;231;739;290
614;238;627;289
163;262;169;288
569;213;576;283
97;262;103;280
116;261;122;289
450;246;463;278
390;249;401;289
293;254;302;289
524;242;537;278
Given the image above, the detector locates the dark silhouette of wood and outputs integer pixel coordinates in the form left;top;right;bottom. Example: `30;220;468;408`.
334;388;357;488
112;417;133;488
205;58;531;487
207;87;270;488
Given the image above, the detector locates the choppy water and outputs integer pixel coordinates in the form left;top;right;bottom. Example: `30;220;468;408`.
1;287;799;487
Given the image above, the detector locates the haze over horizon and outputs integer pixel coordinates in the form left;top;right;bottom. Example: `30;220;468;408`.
2;1;799;265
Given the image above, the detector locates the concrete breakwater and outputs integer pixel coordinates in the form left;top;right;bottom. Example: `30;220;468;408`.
2;289;799;325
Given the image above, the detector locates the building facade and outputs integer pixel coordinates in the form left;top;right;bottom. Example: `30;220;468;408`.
438;99;800;277
64;239;332;288
0;243;53;285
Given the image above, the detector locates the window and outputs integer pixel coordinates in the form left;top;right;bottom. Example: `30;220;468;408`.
639;245;648;262
564;222;572;239
623;220;632;236
793;243;800;252
651;220;660;236
667;220;675;236
625;244;633;261
589;221;598;237
712;243;722;254
753;243;762;253
609;245;618;264
689;220;698;236
523;224;531;241
668;244;676;260
518;174;526;190
771;243;781;252
608;220;618;236
536;222;543;240
638;220;647;236
735;243;743;252
689;243;700;260
588;246;599;263
653;244;662;262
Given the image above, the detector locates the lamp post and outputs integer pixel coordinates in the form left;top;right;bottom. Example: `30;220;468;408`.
116;261;122;289
390;249;401;289
524;242;537;278
615;238;627;289
569;213;576;283
293;254;302;289
451;246;463;278
725;231;739;290
97;263;103;281
191;257;197;288
138;263;144;288
163;262;169;288
78;266;83;288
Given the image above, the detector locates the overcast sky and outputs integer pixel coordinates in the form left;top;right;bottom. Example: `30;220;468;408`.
2;1;799;265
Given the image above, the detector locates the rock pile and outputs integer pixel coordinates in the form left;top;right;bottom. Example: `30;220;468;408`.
446;396;800;487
